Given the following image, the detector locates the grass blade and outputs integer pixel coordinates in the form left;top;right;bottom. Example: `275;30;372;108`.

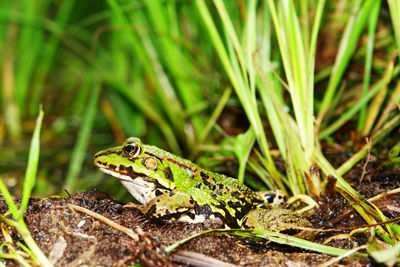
0;106;53;266
0;180;19;219
234;127;256;183
318;0;375;122
14;0;45;112
29;0;75;116
18;107;44;218
195;0;280;181
2;18;22;140
388;0;400;61
361;52;394;136
319;77;385;139
357;0;380;131
65;82;100;190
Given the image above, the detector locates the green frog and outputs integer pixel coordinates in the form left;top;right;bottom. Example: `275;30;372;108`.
94;137;311;235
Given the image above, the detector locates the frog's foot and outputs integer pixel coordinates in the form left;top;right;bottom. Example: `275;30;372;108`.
123;202;151;216
123;202;142;209
242;208;314;240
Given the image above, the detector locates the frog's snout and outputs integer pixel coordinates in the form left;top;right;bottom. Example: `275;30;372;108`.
93;149;111;167
93;153;104;168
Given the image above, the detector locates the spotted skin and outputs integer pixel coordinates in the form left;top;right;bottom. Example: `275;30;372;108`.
94;137;311;236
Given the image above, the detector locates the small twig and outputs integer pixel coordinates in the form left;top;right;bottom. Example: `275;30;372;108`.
386;205;400;213
318;245;367;267
67;204;139;241
64;189;71;198
359;137;372;183
267;59;289;91
171;250;238;267
369;188;400;202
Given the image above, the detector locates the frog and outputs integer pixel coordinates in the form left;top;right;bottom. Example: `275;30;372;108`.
93;137;311;236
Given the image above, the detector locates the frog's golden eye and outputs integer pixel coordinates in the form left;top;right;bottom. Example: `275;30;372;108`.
123;142;142;159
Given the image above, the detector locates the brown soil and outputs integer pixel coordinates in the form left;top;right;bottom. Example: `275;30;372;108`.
1;163;400;266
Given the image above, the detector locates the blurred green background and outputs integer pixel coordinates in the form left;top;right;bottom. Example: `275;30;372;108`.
1;0;399;202
0;0;247;200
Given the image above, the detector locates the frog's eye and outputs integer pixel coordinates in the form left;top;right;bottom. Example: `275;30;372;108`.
123;142;142;159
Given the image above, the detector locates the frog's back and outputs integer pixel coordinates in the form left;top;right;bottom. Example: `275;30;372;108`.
145;144;251;190
147;145;261;221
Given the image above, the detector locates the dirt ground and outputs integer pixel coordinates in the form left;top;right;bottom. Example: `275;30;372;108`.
1;157;400;266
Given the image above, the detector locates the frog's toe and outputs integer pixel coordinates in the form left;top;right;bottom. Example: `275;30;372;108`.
123;202;148;214
123;202;141;208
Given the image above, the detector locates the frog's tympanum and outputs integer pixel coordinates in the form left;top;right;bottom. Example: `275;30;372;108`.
94;137;311;236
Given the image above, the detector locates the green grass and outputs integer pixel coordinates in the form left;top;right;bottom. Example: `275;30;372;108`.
0;108;53;266
64;78;100;190
164;228;365;258
1;0;400;261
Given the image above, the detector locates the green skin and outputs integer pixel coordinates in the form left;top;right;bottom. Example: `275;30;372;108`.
94;137;310;232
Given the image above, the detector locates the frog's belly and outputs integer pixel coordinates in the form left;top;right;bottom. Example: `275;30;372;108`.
177;213;210;223
177;213;224;225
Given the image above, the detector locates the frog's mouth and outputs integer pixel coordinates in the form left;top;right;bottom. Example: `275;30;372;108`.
97;165;160;204
94;158;169;204
93;152;143;180
96;164;141;182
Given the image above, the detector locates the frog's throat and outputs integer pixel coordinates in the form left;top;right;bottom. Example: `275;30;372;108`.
97;167;160;204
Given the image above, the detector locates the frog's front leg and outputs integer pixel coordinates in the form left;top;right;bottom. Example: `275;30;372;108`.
128;189;195;219
242;207;313;239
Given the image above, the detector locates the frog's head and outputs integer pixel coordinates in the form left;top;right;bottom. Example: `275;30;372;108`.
94;137;175;204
